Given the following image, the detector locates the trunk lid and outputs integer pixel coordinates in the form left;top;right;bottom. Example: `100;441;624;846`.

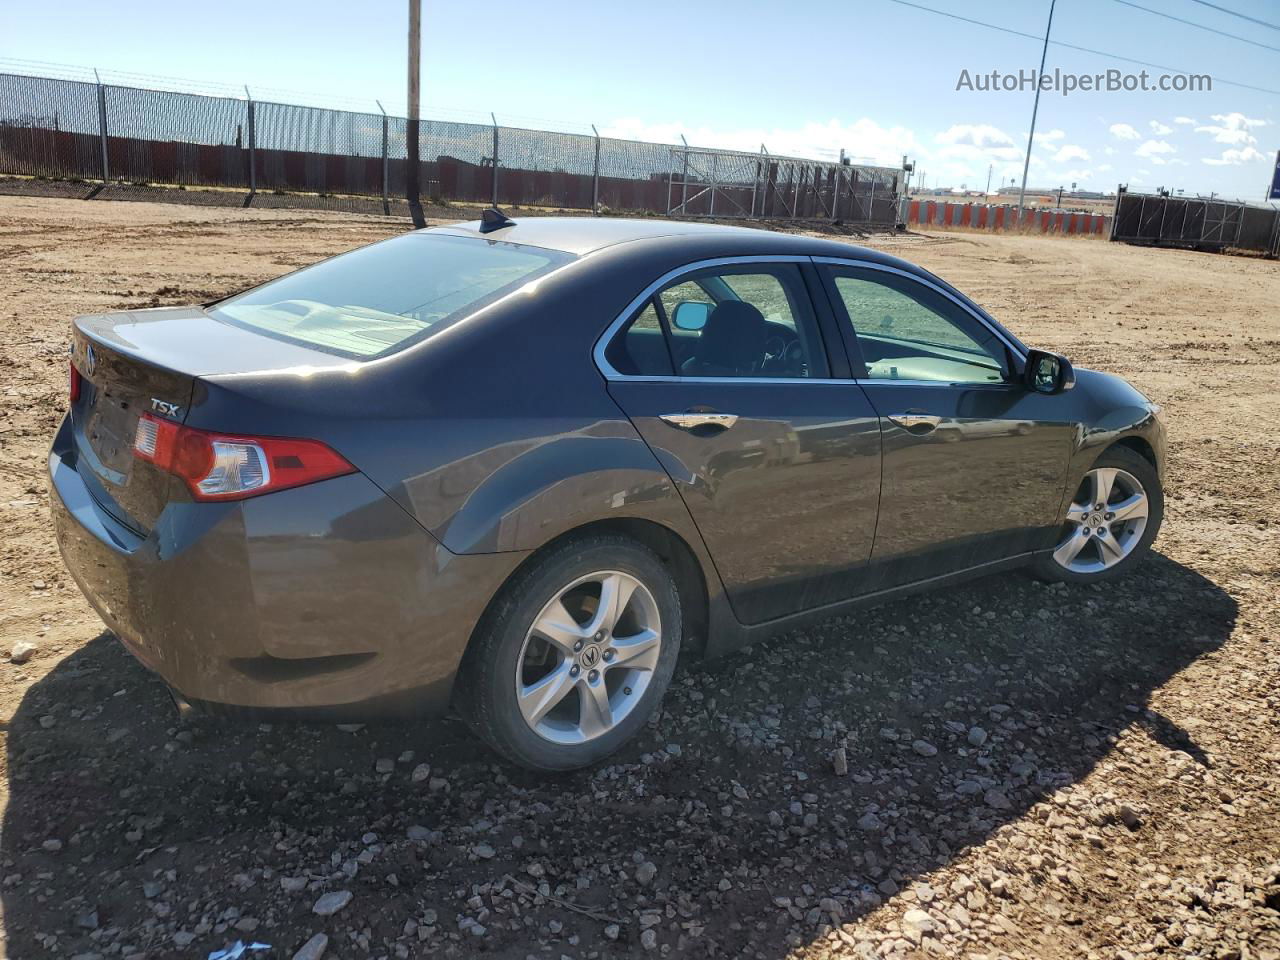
70;306;353;533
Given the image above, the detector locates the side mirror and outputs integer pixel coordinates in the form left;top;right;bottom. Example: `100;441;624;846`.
1024;349;1075;394
671;301;711;331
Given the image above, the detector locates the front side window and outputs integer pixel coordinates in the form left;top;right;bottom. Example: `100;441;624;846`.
655;266;827;378
210;234;572;360
828;270;1008;384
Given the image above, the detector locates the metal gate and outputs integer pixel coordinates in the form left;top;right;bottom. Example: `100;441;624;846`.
1110;187;1279;255
665;146;900;225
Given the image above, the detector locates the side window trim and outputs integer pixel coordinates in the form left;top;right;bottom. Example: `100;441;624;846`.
596;255;827;381
811;256;1027;375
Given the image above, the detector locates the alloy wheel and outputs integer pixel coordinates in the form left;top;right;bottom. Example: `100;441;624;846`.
1051;466;1150;574
515;571;662;744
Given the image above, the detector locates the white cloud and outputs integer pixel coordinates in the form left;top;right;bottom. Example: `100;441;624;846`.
1202;146;1268;166
1052;145;1091;164
1135;139;1176;158
1173;116;1196;125
1109;123;1141;140
1032;128;1066;144
935;124;1015;148
1149;120;1174;135
1097;163;1113;172
1194;113;1268;145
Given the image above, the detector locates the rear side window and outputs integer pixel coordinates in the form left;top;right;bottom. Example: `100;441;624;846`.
606;264;827;379
605;301;675;376
210;234;573;359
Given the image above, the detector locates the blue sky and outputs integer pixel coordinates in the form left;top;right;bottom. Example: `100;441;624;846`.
4;0;1277;198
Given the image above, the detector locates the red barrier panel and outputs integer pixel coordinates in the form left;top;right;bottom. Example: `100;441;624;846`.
909;200;920;223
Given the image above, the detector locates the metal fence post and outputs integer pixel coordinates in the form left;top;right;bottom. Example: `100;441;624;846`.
377;100;389;215
749;146;763;218
679;135;689;215
832;150;844;223
244;86;256;204
93;69;109;185
867;176;877;225
491;113;499;208
591;124;601;215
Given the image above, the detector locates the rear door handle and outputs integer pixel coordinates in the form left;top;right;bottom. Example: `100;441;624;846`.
659;411;739;431
887;412;942;432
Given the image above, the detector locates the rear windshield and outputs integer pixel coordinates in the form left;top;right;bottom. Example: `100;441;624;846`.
209;233;573;359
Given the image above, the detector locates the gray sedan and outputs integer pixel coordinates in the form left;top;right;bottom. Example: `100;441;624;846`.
49;215;1165;770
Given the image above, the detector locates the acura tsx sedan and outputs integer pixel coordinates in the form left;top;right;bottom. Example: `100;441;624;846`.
49;213;1164;770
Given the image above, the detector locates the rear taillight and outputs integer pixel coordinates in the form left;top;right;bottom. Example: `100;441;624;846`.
132;413;355;501
69;362;82;404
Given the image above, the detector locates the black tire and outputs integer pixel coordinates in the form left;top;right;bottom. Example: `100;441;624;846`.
455;534;682;772
1031;445;1164;584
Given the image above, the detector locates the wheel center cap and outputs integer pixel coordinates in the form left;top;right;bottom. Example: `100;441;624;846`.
579;645;602;669
1088;514;1103;527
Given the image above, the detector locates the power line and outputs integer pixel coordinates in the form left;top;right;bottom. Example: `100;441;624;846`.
1112;0;1280;54
1186;0;1280;32
881;0;1280;96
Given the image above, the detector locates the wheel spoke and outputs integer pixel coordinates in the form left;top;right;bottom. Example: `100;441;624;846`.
608;628;661;672
578;678;614;738
1065;502;1090;526
1109;492;1148;523
585;573;637;636
1096;531;1126;566
1053;528;1090;567
518;663;575;727
532;599;588;654
1091;468;1119;507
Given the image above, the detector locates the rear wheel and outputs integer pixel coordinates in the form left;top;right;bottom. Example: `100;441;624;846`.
456;535;681;771
1033;446;1163;583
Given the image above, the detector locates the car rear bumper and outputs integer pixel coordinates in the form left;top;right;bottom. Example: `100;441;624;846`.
48;414;527;718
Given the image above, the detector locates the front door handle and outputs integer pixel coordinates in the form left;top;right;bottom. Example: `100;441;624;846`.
659;411;739;431
887;412;942;433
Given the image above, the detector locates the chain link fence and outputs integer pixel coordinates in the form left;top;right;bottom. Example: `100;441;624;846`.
0;70;903;225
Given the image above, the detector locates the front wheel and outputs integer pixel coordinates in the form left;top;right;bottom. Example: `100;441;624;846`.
456;535;682;771
1033;445;1163;584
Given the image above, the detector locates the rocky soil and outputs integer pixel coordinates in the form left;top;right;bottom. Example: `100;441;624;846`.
0;196;1276;960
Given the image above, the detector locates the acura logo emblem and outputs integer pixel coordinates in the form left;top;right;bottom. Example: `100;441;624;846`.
579;645;601;669
85;344;97;376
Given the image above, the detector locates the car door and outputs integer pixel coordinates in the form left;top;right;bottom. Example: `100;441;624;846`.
816;260;1077;587
599;258;882;625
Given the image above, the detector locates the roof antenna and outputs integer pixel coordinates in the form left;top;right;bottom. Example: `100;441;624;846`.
479;207;516;234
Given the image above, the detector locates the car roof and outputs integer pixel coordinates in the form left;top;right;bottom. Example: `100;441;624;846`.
428;215;903;264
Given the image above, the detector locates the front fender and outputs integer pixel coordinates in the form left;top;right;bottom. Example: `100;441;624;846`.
1061;367;1165;501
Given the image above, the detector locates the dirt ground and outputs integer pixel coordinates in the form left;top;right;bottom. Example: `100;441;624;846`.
0;195;1276;960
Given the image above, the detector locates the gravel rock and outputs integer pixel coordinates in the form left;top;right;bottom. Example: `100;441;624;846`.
912;739;938;757
967;726;988;746
311;890;352;916
857;812;883;831
984;789;1012;810
635;860;658;886
411;762;431;782
293;932;329;960
9;641;37;664
832;747;849;776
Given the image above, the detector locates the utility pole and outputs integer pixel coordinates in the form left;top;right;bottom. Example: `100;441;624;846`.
406;0;426;228
985;164;992;196
1016;0;1056;226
